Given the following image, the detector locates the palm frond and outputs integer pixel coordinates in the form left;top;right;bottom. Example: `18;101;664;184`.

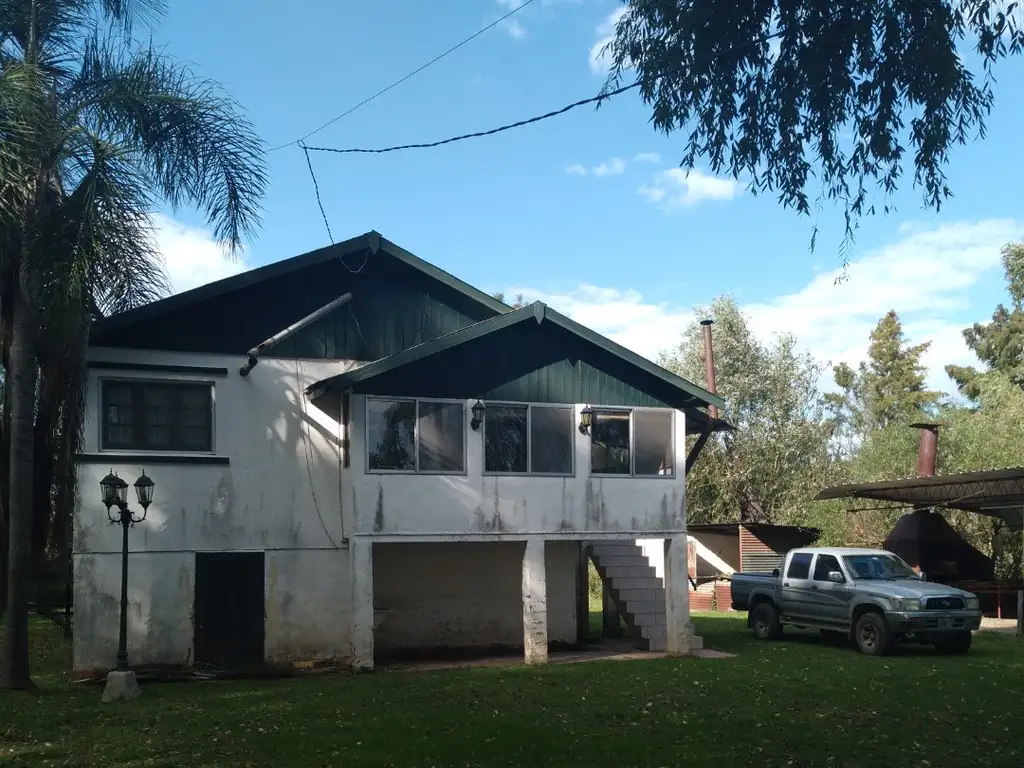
0;62;43;228
69;39;268;253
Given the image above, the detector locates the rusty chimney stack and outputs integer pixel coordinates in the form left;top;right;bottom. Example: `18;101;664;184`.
700;319;719;420
910;423;940;478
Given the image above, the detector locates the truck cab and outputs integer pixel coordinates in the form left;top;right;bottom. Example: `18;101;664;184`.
730;547;982;655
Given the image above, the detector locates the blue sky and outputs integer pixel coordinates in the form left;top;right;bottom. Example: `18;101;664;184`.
149;0;1024;393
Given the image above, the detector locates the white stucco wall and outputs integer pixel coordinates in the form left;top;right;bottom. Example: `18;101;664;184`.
74;348;354;671
348;395;688;538
373;541;577;652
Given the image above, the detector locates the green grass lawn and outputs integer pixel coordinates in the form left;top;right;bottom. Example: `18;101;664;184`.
1;614;1022;767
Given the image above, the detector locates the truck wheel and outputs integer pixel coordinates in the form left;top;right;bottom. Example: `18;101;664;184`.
934;632;972;654
853;612;891;656
751;602;782;641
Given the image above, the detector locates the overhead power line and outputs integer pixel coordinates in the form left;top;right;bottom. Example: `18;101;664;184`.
304;81;641;156
268;0;539;152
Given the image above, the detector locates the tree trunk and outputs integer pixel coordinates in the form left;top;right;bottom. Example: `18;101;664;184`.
0;288;37;690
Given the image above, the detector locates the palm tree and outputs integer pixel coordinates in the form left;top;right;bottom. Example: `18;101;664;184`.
0;0;267;689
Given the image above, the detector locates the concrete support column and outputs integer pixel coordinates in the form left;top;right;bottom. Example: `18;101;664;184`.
522;539;548;664
350;537;374;670
664;535;699;656
575;543;590;644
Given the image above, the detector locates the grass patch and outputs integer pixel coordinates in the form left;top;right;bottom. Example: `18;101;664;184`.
1;614;1022;766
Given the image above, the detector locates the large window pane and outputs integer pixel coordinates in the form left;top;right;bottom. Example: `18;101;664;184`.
418;401;465;472
367;399;415;470
484;405;527;473
530;406;573;474
591;410;630;474
633;409;673;476
101;380;212;452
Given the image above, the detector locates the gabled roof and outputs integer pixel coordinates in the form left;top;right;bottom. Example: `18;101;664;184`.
308;301;728;430
92;230;508;337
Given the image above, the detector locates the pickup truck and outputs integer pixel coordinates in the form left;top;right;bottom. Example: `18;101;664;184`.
731;547;982;656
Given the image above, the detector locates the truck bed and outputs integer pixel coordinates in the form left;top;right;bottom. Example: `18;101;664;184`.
729;572;777;612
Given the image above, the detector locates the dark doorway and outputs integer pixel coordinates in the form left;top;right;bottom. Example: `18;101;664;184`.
194;551;266;670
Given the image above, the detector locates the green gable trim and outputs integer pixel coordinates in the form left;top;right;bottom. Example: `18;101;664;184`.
92;231;508;340
307;301;725;413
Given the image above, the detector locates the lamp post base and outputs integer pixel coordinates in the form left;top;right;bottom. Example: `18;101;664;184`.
101;670;141;703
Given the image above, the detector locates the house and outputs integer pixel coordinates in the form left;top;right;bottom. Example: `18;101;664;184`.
72;231;727;674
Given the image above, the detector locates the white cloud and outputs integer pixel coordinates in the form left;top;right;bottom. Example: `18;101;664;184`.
633;152;661;164
589;6;629;74
592;157;627;177
502;219;1023;395
151;214;249;295
638;168;739;209
505;18;528;39
565;163;589;176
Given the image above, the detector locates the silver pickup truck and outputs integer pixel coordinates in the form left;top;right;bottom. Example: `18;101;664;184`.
730;547;982;656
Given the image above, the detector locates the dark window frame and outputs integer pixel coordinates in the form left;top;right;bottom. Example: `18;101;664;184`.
100;378;215;453
812;554;844;582
481;402;575;477
364;396;467;475
589;407;676;478
786;552;813;580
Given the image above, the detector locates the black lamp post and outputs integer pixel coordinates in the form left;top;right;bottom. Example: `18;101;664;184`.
100;470;154;678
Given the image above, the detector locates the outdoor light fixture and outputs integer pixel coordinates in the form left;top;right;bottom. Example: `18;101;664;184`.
579;406;594;435
471;400;486;431
98;469;156;703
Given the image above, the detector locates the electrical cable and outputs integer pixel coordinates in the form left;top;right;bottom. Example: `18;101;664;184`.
267;0;539;152
303;81;640;156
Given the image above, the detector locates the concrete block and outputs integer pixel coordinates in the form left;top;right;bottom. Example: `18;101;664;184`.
622;600;666;615
102;670;141;703
648;638;667;652
642;624;667;639
632;613;664;627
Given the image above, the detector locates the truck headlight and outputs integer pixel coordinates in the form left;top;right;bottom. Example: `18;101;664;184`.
891;598;921;611
965;597;980;610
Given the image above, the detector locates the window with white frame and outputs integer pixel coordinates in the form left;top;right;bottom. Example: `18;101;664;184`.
101;379;214;452
366;398;465;473
483;404;574;475
590;408;674;477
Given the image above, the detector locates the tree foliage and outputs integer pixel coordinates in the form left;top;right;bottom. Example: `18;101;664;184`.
605;0;1023;243
827;310;940;441
0;0;267;689
946;241;1024;398
660;296;840;527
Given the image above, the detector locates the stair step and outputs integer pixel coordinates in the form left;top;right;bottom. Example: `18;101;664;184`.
632;612;664;627
619;600;665;615
618;588;665;603
594;554;649;567
604;565;656;579
642;624;667;640
648;637;667;652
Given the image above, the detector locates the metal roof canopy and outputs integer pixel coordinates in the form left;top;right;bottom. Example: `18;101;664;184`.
814;468;1024;529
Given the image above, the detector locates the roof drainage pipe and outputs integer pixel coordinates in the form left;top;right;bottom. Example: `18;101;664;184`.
239;292;354;376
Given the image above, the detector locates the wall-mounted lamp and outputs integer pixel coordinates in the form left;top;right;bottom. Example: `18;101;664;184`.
470;400;486;431
578;405;593;435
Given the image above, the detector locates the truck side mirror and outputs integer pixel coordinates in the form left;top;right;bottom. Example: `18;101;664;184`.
772;568;780;578
828;571;845;584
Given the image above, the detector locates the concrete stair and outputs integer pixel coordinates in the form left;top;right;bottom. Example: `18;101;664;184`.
589;542;670;652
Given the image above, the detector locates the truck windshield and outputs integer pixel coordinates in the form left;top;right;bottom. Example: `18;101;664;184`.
842;554;917;580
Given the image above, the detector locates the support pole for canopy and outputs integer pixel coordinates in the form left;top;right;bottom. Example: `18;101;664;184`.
1018;513;1023;637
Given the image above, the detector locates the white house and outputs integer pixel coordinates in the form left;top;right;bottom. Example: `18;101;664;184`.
72;231;727;674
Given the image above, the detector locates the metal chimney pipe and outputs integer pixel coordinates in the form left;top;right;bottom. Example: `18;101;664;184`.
909;423;940;478
700;319;719;420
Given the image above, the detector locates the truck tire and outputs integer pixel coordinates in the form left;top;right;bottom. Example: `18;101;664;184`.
934;632;972;654
853;611;891;656
751;602;782;641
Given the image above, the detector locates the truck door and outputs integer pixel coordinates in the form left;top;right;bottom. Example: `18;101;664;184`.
809;553;852;629
779;551;814;622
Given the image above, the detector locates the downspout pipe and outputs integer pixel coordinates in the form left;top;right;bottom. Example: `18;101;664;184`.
239;292;354;376
700;319;719;420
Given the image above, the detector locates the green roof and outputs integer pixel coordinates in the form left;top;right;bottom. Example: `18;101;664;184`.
308;301;727;429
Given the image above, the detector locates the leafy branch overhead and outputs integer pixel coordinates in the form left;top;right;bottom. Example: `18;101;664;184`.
606;0;1023;244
